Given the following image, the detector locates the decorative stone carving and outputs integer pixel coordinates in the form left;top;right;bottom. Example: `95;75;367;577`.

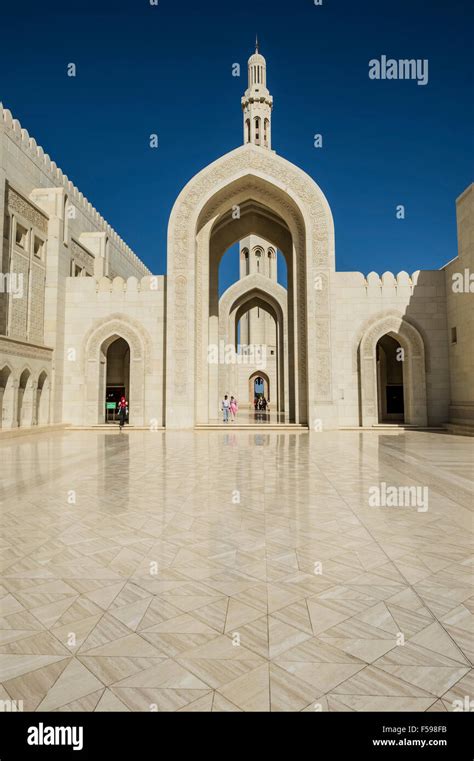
7;187;48;233
0;337;52;362
83;313;152;371
71;239;94;275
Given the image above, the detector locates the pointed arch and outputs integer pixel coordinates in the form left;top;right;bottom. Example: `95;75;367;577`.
166;143;335;428
358;312;427;426
82;315;152;426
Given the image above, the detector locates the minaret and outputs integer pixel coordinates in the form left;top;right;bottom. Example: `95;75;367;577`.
241;38;273;149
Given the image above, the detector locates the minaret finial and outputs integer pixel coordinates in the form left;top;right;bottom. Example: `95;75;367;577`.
255;35;259;53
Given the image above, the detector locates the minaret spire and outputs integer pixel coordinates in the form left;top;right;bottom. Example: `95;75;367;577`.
241;41;273;149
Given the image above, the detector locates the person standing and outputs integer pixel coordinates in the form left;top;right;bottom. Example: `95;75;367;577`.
230;396;238;421
117;395;128;430
221;394;230;423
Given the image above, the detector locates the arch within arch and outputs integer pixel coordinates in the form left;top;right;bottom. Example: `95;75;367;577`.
218;276;289;419
83;317;149;426
166;143;335;428
359;314;427;427
249;370;270;405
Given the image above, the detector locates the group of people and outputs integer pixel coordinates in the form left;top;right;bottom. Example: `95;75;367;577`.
220;394;272;423
221;395;238;423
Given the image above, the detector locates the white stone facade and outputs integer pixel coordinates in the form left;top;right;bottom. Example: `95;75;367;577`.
0;46;472;431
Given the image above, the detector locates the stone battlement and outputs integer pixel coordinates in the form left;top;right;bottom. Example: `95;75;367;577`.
335;270;444;288
66;274;165;293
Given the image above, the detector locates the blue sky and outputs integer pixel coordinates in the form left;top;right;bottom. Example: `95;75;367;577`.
1;0;472;293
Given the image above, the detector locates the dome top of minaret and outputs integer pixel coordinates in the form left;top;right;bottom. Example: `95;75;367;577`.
248;36;265;66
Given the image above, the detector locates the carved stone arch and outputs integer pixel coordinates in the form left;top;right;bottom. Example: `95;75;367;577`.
166;143;335;428
219;273;287;327
82;314;152;426
16;366;35;428
353;310;429;374
35;368;50;426
358;312;427;427
83;313;152;369
0;362;15;429
249;369;271;405
17;364;34;386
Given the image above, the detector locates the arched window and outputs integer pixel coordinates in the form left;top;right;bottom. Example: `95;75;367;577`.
264;118;269;147
242;248;249;276
268;247;275;278
245;119;250;143
254;117;260;144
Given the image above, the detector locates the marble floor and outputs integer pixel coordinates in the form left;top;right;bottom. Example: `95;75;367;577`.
0;429;472;712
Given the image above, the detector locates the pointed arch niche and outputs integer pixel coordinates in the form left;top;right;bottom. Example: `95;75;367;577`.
83;316;151;426
358;313;428;427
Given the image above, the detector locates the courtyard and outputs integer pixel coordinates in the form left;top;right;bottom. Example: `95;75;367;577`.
0;428;472;712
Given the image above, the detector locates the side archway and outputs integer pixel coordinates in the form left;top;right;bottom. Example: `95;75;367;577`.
83;316;151;426
358;313;427;427
17;367;34;428
0;365;15;428
35;370;50;425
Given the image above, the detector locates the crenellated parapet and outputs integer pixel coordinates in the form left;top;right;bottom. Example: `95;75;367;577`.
334;269;445;293
0;103;150;276
66;274;165;293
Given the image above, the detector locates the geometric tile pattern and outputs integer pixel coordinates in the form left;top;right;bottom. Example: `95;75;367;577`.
0;429;472;711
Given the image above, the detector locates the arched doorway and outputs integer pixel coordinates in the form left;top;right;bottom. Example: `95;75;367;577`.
166;144;335;429
102;337;130;423
35;371;50;426
359;315;427;427
249;371;270;404
0;365;14;428
376;335;404;422
17;369;31;427
83;316;149;427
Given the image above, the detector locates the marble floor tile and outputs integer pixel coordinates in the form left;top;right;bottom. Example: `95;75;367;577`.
0;429;472;711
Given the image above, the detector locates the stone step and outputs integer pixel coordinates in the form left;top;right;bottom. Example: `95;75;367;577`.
338;425;446;432
444;423;474;437
0;424;70;439
194;424;308;431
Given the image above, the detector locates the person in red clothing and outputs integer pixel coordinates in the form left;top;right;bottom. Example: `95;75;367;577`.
117;396;128;429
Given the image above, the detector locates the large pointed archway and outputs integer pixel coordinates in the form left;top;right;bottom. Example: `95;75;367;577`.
165;143;335;429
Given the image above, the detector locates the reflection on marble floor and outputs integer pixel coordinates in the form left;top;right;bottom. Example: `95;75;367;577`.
0;429;472;712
